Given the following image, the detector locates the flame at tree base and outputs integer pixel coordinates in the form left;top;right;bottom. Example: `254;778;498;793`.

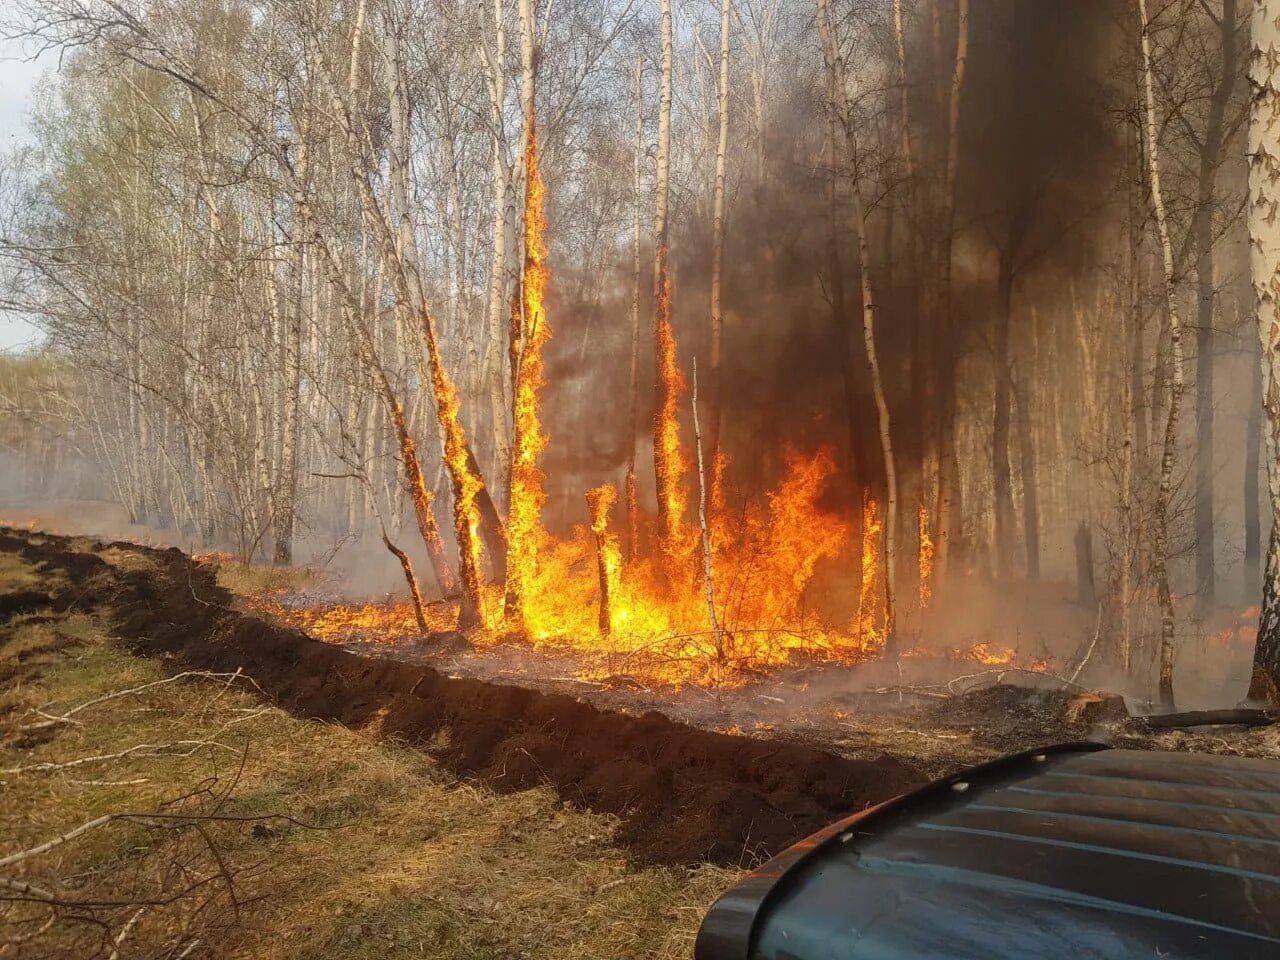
248;448;1058;688
259;446;917;687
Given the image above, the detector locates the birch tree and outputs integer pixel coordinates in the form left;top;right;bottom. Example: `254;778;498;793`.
1139;0;1188;708
1248;0;1280;704
705;0;732;485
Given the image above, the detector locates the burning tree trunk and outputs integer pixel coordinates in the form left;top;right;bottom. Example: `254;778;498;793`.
382;533;430;635
692;359;725;660
626;58;644;561
933;0;970;580
390;397;457;598
1139;0;1186;709
341;299;457;599
586;485;621;636
706;0;732;494
479;0;514;497
1248;0;1280;705
505;0;552;627
423;316;490;630
299;179;459;600
918;502;934;608
300;28;493;629
652;0;688;556
385;38;490;629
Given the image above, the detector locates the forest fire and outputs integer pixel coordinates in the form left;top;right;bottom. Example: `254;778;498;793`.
14;0;1280;956
505;118;551;629
249;446;926;687
918;503;934;609
6;0;1279;713
652;248;687;554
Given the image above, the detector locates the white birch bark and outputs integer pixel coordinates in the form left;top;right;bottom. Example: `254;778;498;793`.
1248;0;1280;702
1139;0;1187;709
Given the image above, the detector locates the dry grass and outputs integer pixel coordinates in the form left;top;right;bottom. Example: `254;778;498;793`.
0;552;52;591
204;557;318;598
0;553;738;959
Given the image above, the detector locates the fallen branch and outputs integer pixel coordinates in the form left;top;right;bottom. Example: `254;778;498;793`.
865;685;952;700
107;906;148;960
21;669;264;732
1134;708;1278;729
946;667;1087;695
1067;602;1104;687
3;709;270;775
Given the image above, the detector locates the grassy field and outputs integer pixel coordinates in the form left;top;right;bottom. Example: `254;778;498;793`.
0;550;736;959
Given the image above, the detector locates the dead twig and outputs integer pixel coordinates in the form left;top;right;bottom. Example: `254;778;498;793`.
21;669;264;732
1067;602;1104;688
3;709;271;775
945;667;1088;695
107;906;147;960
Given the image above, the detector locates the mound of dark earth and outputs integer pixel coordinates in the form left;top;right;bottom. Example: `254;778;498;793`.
0;589;53;622
0;528;923;866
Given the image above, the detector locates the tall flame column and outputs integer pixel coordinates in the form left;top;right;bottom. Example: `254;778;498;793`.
504;118;551;625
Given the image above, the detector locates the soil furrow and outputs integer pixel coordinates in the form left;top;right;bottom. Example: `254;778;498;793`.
0;528;923;866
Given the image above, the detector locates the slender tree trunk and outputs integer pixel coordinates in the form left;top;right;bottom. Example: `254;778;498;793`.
933;0;969;578
1248;0;1280;704
652;0;686;553
817;0;896;659
1121;112;1145;672
853;190;899;660
480;0;513;498
892;0;915;182
992;249;1015;580
1192;0;1237;612
691;360;724;659
706;0;732;490
1015;366;1040;581
626;58;644;560
274;127;309;566
1139;0;1186;709
504;0;551;625
816;1;863;591
1247;333;1263;596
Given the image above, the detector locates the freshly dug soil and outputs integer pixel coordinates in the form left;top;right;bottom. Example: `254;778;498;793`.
0;590;53;622
0;528;923;866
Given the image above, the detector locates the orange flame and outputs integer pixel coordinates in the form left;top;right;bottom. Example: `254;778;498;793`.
652;246;688;555
422;317;488;628
855;492;883;647
505;118;552;627
918;501;934;609
586;484;622;635
968;641;1015;666
506;446;864;684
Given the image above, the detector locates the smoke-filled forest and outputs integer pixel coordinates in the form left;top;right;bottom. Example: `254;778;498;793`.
13;2;1280;957
2;0;1280;714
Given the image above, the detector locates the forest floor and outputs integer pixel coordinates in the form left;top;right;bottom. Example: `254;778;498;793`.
4;528;1279;958
0;538;737;958
240;580;1280;781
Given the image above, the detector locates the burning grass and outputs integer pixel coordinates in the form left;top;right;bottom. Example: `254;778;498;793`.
243;450;1045;691
0;551;736;959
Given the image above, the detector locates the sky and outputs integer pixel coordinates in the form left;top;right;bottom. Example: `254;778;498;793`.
1;35;47;353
